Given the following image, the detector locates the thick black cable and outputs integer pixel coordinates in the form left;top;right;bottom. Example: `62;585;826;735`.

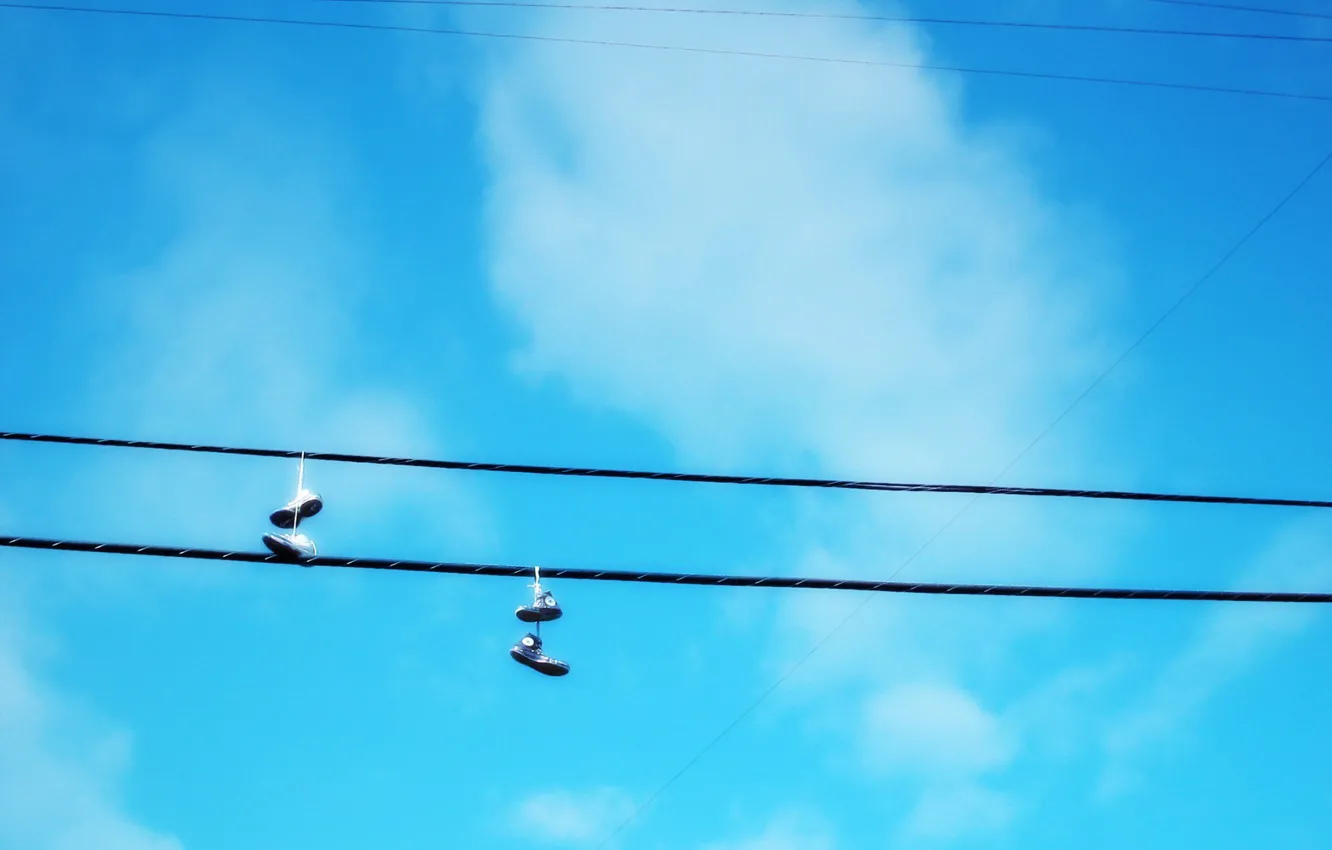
1148;0;1332;20
2;3;1329;102
3;430;1331;509
2;535;1327;603
309;0;1332;43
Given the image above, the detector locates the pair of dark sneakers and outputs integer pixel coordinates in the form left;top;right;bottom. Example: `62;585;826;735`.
510;582;569;676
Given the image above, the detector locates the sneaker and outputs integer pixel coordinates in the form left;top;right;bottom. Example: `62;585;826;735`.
516;589;563;623
510;633;570;677
269;490;323;529
262;531;317;563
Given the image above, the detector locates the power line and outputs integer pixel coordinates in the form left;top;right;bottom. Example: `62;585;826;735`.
308;0;1332;43
591;145;1332;849
1148;0;1332;21
4;431;1331;509
3;3;1329;102
3;534;1328;602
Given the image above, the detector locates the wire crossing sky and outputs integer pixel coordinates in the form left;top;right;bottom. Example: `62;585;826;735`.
307;0;1332;43
1147;0;1332;20
5;430;1331;508
5;536;1329;603
2;3;1330;101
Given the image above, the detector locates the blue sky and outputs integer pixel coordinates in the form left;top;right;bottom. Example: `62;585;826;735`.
1;1;1331;848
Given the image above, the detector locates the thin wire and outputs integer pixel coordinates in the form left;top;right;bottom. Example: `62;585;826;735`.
1147;0;1332;21
2;535;1327;602
3;430;1331;509
997;145;1332;474
2;3;1329;102
591;143;1332;848
307;0;1332;43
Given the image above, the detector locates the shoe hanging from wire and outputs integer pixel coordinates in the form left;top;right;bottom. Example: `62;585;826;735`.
262;451;320;563
510;566;570;677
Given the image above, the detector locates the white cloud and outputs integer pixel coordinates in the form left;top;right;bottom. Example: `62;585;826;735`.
471;0;1129;697
476;0;1120;838
479;2;1116;480
702;812;836;850
904;782;1014;841
474;2;1128;639
862;682;1017;842
512;787;636;844
862;681;1016;777
0;611;182;850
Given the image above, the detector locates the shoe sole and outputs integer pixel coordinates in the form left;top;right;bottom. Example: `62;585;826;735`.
269;497;323;529
509;649;570;676
515;607;563;623
262;533;315;564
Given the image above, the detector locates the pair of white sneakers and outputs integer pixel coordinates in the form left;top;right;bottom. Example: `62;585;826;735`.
261;488;323;562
